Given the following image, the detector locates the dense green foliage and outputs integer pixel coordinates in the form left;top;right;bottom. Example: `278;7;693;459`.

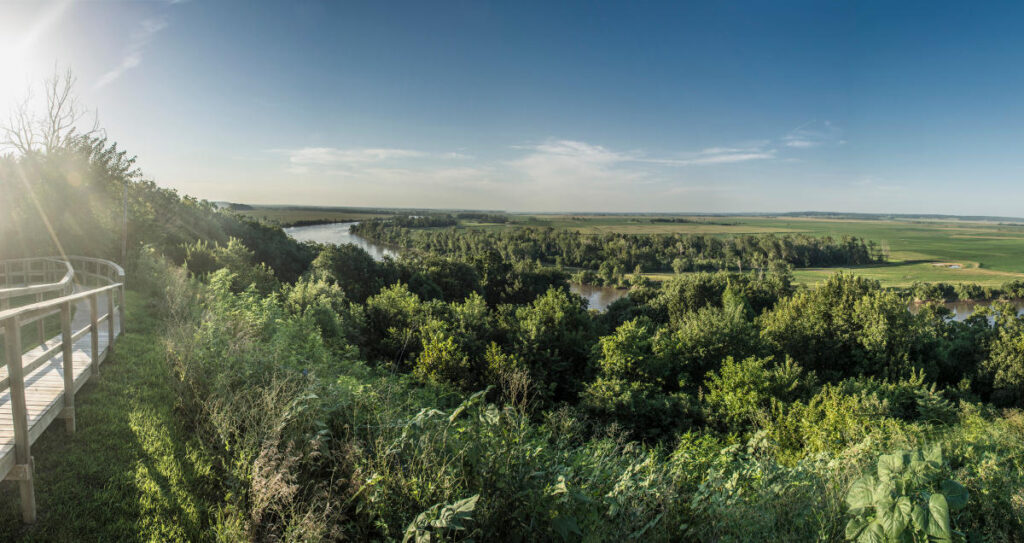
5;136;1024;541
352;218;884;284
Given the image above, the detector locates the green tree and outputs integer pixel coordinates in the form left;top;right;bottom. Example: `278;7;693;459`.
506;287;597;402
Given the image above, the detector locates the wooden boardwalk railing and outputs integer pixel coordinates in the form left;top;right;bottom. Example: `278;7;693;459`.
0;257;126;523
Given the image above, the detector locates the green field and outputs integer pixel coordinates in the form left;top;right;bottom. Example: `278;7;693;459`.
247;206;1024;287
504;214;1024;287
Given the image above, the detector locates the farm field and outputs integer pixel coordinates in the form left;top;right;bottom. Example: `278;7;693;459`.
245;207;1024;287
502;214;1024;286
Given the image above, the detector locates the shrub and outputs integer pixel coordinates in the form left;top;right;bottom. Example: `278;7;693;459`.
844;445;968;542
703;356;814;432
654;304;763;382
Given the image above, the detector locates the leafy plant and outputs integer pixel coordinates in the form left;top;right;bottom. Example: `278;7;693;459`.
845;445;968;542
403;494;480;543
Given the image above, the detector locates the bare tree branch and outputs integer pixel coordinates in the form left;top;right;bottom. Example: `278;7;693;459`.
1;67;99;155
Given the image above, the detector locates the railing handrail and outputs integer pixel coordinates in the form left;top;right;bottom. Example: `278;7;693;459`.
0;256;127;523
0;258;74;300
0;283;123;324
0;256;125;326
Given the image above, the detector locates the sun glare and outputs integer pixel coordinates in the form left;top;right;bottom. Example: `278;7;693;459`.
0;35;30;111
0;0;72;112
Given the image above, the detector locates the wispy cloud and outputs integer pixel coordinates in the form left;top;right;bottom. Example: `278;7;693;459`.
286;147;427;166
650;146;776;166
268;131;836;210
95;17;168;89
783;120;843;148
513;139;775;172
508;140;648;188
275;146;472;175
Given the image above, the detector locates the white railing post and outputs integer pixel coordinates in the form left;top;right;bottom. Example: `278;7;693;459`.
119;284;126;337
60;302;75;434
35;293;44;348
106;289;115;356
3;317;36;523
89;294;99;376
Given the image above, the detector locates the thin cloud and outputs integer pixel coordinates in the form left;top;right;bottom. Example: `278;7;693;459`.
95;17;168;89
508;139;648;189
529;139;632;163
783;120;843;149
270;137;797;211
286;147;427;166
645;146;776;166
439;151;473;159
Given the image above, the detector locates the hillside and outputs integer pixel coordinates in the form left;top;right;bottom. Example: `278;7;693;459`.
2;142;1024;541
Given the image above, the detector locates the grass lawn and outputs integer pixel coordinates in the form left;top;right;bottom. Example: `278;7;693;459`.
0;292;220;542
789;261;1024;287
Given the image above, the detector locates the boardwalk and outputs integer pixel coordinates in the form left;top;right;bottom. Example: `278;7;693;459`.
0;258;125;523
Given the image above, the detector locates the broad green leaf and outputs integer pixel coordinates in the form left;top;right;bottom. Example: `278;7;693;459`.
905;459;932;487
873;479;895;505
941;479;969;510
450;494;479;515
876;496;912;539
845;517;869;540
846;476;877;511
878;453;905;483
923;443;943;467
911;504;928;533
927;494;952;539
857;521;885;543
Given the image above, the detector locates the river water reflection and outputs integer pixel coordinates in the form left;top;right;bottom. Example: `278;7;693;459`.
284;222;397;261
908;299;1024;321
569;283;629;311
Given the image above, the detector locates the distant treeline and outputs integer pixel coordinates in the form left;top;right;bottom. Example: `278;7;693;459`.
280;219;348;227
779;211;1024;223
455;212;509;223
391;215;459;228
909;280;1024;302
351;219;885;279
646;217;735;225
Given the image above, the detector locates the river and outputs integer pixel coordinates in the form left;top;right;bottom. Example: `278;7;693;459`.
282;223;1022;316
283;222;397;261
908;299;1024;321
284;222;628;310
569;284;629;311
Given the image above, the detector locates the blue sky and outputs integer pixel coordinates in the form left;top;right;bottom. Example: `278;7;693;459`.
3;1;1024;213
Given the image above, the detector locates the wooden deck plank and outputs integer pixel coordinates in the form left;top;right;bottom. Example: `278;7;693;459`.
0;263;125;522
0;303;120;482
